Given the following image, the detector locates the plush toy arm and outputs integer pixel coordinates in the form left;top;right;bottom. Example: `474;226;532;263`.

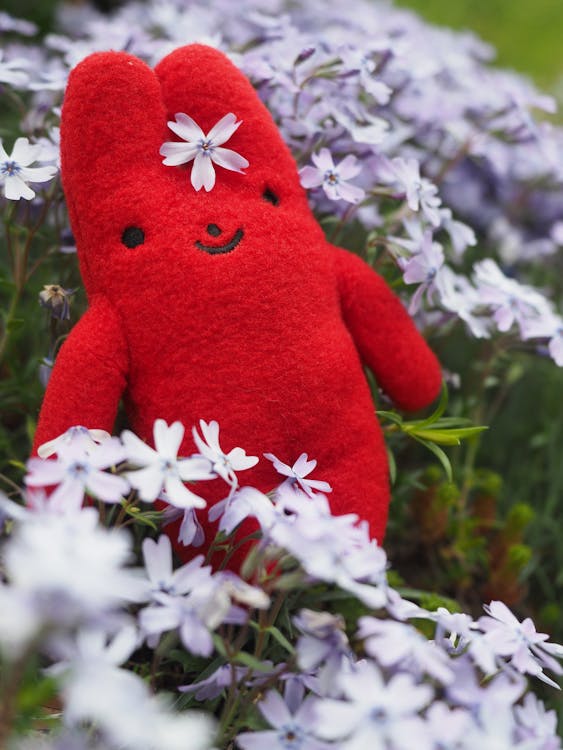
334;246;442;411
32;298;129;453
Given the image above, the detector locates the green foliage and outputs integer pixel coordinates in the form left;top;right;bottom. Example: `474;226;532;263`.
395;0;563;91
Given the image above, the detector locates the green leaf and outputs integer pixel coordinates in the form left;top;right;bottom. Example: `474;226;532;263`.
406;426;487;445
6;317;24;332
375;409;404;426
249;622;295;655
386;445;397;485
234;651;274;672
412;436;453;482
407;382;449;430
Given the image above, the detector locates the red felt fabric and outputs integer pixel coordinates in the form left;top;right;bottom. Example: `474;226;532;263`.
33;44;442;554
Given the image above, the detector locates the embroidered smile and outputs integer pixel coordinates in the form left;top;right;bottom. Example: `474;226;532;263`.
195;228;244;255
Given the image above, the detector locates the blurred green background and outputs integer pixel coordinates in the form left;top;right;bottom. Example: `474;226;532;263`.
396;0;563;92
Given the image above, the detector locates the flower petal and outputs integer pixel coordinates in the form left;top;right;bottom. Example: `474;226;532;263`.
3;174;34;201
207;113;241;145
86;469;129;504
154;419;184;461
11;137;41;166
164;476;207;510
125;465;164;502
20;165;57;184
311;148;335;171
212;146;249;173
191;152;216;192
168;113;204;143
160;141;198;166
121;430;158;466
337;154;362;180
299;165;324;189
336;181;365;204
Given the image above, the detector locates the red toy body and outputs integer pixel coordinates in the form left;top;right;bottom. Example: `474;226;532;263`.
33;45;442;546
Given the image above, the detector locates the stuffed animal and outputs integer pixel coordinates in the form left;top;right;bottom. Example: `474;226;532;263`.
33;44;442;551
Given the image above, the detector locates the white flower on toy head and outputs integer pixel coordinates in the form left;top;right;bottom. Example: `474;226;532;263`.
160;112;249;192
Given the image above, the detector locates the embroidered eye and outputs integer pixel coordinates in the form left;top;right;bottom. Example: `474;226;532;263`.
121;226;145;248
263;187;280;206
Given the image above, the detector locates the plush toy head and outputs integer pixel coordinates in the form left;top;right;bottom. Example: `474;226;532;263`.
34;44;442;558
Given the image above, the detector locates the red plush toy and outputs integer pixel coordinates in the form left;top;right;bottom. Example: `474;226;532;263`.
33;44;442;551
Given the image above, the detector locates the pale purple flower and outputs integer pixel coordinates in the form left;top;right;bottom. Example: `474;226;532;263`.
37;425;111;459
160;112;249;192
179;664;248;701
208;486;275;534
358;616;454;684
142;535;211;598
140;590;218;658
473;259;550;336
514;693;561;750
520;310;563;367
192;419;258;489
294;609;352;696
4;507;148;625
139;559;256;656
0;11;38;36
237;687;330;750
57;629;215;750
269;497;388;608
0;50;29;87
425;702;472;749
390;156;442;226
315;660;434;750
123;419;214;509
478;600;563;688
400;229;445;313
439;208;477;256
299;148;365;204
25;438;129;510
264;452;331;498
435;266;491;339
0;137;57;200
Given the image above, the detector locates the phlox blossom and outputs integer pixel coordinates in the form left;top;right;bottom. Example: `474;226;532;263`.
0;137;57;200
300;148;365;204
25;437;129;511
123;418;214;509
160;112;249;192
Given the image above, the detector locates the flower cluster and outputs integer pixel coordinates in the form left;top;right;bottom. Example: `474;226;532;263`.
1;0;563;366
1;418;562;748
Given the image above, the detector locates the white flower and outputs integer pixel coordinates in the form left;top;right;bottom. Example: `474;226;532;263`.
0;137;57;200
357;617;454;684
4;507;148;625
477;600;563;688
264;452;332;498
391;156;442;226
142;535;211;599
25;438;129;510
58;628;215;750
37;425;111;459
315;660;433;750
300;148;365;204
192;419;258;489
160;112;249;192
0;50;29;87
123;419;214;509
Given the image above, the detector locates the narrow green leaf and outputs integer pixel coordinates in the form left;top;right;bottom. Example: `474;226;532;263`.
406;382;448;430
234;651;274;672
264;626;295;655
375;409;403;426
386;446;397;485
412;436;453;482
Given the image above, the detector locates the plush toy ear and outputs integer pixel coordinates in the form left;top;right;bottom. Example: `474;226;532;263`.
61;51;168;237
154;44;300;190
